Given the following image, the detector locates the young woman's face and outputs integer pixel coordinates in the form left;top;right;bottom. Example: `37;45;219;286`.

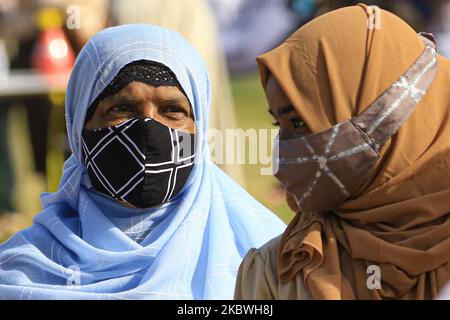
84;82;195;133
265;75;311;140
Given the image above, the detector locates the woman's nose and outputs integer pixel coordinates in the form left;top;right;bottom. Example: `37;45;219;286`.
138;103;159;119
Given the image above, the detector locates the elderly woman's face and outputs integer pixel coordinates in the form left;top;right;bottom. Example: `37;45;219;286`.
84;82;195;133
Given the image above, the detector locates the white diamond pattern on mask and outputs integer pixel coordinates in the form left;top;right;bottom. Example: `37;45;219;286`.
277;124;371;208
276;131;376;209
144;119;196;204
82;117;195;205
82;118;145;201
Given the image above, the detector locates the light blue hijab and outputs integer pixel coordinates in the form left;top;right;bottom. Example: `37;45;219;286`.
0;24;285;299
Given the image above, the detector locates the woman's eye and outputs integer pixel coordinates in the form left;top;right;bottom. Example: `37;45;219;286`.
290;118;305;129
111;104;132;113
163;105;188;116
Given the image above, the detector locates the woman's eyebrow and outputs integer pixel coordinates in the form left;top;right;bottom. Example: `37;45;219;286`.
277;105;295;117
106;95;139;105
162;97;188;105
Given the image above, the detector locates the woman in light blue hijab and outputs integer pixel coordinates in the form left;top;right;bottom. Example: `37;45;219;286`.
0;24;285;299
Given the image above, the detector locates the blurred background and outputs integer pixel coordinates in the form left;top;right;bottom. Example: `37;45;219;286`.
1;0;449;242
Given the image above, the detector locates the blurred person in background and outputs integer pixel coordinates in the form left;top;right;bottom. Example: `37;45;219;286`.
207;0;321;210
0;1;74;234
426;0;450;58
0;0;49;217
208;0;318;73
0;3;13;214
0;24;285;299
235;4;450;299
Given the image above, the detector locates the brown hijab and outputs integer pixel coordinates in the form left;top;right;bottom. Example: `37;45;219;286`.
257;4;450;299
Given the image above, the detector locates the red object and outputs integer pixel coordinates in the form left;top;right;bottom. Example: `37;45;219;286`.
31;28;75;79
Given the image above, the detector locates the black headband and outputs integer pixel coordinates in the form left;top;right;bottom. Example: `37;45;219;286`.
85;60;185;122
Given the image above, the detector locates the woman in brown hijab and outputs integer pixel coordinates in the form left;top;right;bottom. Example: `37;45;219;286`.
235;4;450;300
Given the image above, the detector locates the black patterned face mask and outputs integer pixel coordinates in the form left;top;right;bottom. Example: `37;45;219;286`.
81;117;196;208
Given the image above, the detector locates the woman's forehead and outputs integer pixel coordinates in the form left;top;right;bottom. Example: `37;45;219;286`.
102;82;191;105
266;75;291;111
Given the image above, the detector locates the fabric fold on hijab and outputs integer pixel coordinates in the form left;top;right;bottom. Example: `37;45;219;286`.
0;24;286;300
257;4;450;299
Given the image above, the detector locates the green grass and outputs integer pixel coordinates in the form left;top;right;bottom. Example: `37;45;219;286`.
230;73;294;224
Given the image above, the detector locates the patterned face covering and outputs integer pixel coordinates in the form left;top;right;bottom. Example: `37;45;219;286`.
273;34;438;213
82;117;196;208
